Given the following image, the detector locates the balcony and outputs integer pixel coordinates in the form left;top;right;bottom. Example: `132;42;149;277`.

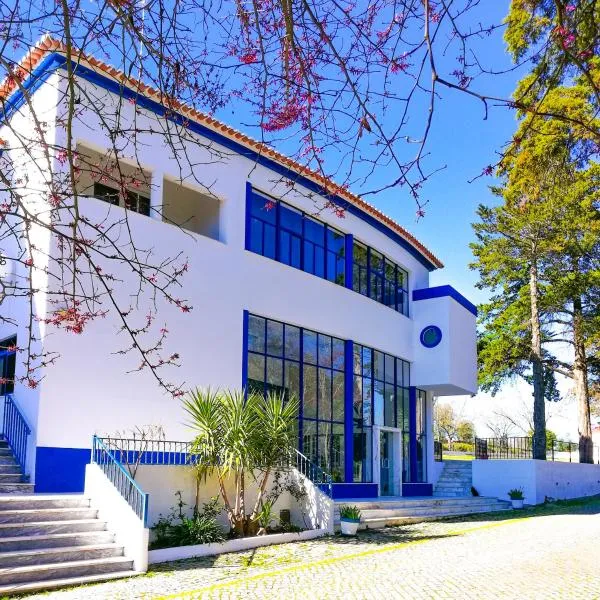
410;285;477;396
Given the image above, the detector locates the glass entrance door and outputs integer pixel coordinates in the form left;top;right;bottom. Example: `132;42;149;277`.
379;430;394;496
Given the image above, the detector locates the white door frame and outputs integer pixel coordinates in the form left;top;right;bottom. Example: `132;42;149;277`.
373;425;403;497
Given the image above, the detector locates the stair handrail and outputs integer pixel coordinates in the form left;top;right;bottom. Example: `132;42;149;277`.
91;435;149;526
292;448;333;497
2;393;31;477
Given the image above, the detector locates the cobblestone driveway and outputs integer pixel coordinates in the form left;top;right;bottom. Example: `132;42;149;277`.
27;499;600;599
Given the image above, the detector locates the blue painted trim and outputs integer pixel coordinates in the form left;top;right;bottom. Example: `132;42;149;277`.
0;53;66;120
34;446;91;493
2;53;439;272
419;325;443;349
242;310;249;391
412;285;477;316
402;483;433;497
34;446;201;493
344;234;354;290
298;327;304;453
330;483;379;500
343;340;354;483
408;387;418;483
244;182;252;251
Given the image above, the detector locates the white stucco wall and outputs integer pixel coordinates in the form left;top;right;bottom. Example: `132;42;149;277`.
412;295;477;395
133;464;332;534
472;460;600;504
1;63;476;494
84;463;149;571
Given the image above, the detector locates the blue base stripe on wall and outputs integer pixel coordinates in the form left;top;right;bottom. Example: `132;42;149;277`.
35;447;91;493
402;483;433;497
330;483;379;500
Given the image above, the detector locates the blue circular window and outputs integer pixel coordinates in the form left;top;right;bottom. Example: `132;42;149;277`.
420;325;442;348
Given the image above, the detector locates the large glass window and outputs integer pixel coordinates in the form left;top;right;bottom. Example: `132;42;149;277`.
246;314;345;483
353;344;410;483
247;188;411;315
352;240;409;316
248;191;345;286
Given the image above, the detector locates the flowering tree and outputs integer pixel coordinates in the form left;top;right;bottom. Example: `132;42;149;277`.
0;0;598;394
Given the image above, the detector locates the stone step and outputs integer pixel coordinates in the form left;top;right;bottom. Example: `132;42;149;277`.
0;495;90;510
0;531;114;552
0;449;12;456
0;520;106;538
334;496;502;511
0;569;138;596
433;492;473;498
359;502;508;519
0;475;23;484
0;484;34;494
435;480;472;485
0;544;123;568
359;503;510;529
0;465;22;475
0;556;133;585
0;508;98;524
0;440;8;448
0;457;17;466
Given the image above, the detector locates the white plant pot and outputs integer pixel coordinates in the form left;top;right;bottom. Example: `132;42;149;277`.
340;519;360;536
511;499;524;509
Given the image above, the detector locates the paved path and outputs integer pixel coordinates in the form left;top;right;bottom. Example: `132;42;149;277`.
27;503;600;599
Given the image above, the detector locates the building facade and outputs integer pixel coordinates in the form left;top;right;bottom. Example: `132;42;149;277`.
0;39;477;499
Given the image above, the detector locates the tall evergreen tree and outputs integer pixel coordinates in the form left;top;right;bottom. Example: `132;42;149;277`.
473;76;600;461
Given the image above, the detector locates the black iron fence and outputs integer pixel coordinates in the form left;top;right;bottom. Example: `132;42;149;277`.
474;436;600;464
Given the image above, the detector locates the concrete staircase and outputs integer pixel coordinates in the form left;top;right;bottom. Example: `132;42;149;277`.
0;494;137;595
335;495;512;530
433;461;474;497
0;439;33;495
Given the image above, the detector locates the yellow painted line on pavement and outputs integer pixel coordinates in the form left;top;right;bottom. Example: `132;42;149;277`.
154;514;542;599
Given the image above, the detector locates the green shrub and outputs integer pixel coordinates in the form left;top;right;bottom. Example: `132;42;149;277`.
339;505;361;520
150;492;225;549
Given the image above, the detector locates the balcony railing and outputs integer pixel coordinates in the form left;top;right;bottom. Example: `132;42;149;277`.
100;436;196;466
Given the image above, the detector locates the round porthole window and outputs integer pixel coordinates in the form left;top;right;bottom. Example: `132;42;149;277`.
420;325;442;348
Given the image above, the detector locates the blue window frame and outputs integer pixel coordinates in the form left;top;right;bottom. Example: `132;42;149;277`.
247;186;410;316
246;313;345;483
247;189;346;286
352;344;410;483
353;241;409;316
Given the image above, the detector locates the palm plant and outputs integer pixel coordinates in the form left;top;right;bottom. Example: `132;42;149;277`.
183;388;298;537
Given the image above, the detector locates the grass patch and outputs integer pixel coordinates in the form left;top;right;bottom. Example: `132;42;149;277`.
442;454;474;460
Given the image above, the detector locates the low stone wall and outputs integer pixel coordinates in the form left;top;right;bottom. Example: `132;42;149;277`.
472;459;600;504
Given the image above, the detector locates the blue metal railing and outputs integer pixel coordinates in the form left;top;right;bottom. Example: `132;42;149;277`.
91;436;149;526
2;394;31;477
292;449;333;497
100;436;196;466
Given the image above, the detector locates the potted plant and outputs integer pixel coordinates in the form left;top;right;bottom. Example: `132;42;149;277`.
339;505;361;536
508;488;524;509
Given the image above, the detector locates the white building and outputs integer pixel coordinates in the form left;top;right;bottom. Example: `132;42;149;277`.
0;38;477;501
